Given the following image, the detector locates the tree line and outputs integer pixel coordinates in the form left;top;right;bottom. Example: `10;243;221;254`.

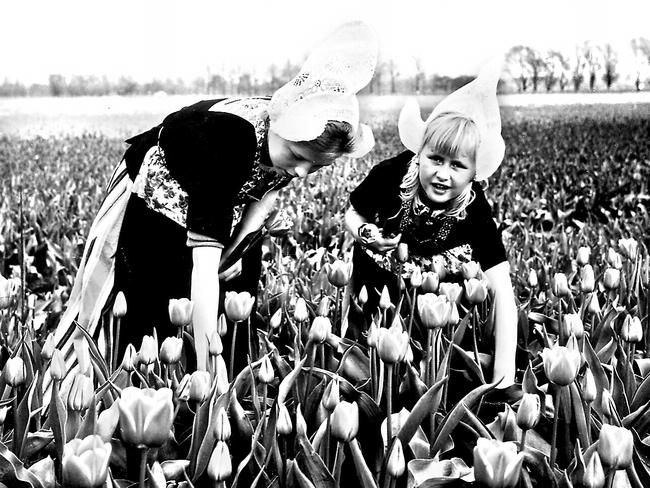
2;38;650;97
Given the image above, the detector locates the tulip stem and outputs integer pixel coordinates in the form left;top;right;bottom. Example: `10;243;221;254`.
520;429;527;451
334;287;341;335
558;298;564;346
303;342;316;404
112;316;121;372
139;447;148;488
325;413;332;470
12;395;19;456
550;388;561;468
605;469;616;488
229;321;238;382
262;384;268;432
370;348;376;400
408;288;417;338
333;441;345;487
386;363;394;450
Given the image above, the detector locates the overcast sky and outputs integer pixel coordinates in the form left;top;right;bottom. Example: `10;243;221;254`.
3;0;650;83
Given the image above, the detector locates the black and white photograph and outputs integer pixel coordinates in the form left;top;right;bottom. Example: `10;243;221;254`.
1;0;649;486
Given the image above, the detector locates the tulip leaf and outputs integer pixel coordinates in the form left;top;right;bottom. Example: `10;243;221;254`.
583;339;609;417
612;364;631;418
21;430;53;461
73;321;110;384
0;441;44;488
596;337;617;364
47;381;66;467
15;371;40;459
294;421;335;488
568;383;590;451
349;438;379;488
75;395;97;439
631;373;650;412
397;376;447;446
278;359;306;404
451;345;485;385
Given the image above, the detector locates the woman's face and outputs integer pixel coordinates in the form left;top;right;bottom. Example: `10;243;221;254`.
268;130;340;178
417;147;476;204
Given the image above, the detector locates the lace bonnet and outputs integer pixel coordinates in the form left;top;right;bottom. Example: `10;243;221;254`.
268;21;379;158
398;58;506;180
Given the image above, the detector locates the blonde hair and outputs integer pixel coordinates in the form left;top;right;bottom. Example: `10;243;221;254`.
399;112;481;220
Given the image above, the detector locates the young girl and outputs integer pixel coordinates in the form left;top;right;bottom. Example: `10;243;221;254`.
51;21;378;380
345;61;517;386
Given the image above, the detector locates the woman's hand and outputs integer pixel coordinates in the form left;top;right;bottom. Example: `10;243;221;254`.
219;259;242;281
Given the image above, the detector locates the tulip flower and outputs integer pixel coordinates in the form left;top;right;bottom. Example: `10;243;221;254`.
386;438;405;477
269;308;282;330
473;438;524;488
461;261;480;280
576;246;591;266
120;344;136;371
579;368;597;404
607;248;623;269
410;266;423;288
600;389;615;419
96;400;120;443
49;348;66;381
421;271;440;293
317;295;330;317
322;376;340;411
528;269;538;288
553;273;570;298
68;374;94;412
621;315;642;343
118;387;174;448
580;264;595;293
448;302;460;326
207;440;232;482
618;238;638;261
112;291;127;318
563;313;585;340
587;292;601;315
161;460;191;481
541;342;581;386
213;407;231;441
358;285;369;305
73;339;92;376
258;355;274;385
431;257;447;280
438;282;463;304
160;336;183;364
330;401;359;442
41;333;55;361
175;374;191;402
293;297;309;322
602;268;620;290
276;402;293;435
378;285;392;310
148;462;166;488
396;242;409;263
516;393;541;431
188;370;211;403
225;291;255;323
598;424;633;470
465;278;488;304
168;297;193;327
417;293;450;329
366;319;380;348
571;450;605;488
327;260;351;287
137;335;158;366
28;456;55;488
377;327;409;364
208;330;223;356
3;356;26;387
309;316;331;344
62;435;112;488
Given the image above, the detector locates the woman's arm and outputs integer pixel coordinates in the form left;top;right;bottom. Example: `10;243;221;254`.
344;206;401;252
192;246;222;370
484;261;518;387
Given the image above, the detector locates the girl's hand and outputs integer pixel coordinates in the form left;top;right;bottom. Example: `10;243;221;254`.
219;259;242;281
369;232;402;253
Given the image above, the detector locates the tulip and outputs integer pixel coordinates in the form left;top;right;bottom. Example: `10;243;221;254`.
621;315;642;343
207;440;232;482
0;406;9;424
580;264;595;293
366;319;380;348
41;333;55;361
160;336;183;364
137;335;158;366
121;344;137;371
28;455;55;488
563;313;585;340
161;460;191;481
553;273;570;298
465;278;488;305
330;401;359;442
175;374;191;402
576;246;591;266
269;308;282;329
618;238;638;260
541;343;581;386
516;393;541;430
3;356;26;387
118;387;174;448
587;293;601;315
309;316;331;344
188;370;211;403
580;368;597;404
295;404;308;437
0;276;13;310
317;295;331;316
277;402;293;435
208;330;223;356
448;302;460;326
607;248;623;269
421;271;440;293
396;242;409;263
386;438;405;477
148;462;166;488
461;261;480;280
112;291;127;318
213;407;231;441
473;438;524;488
417;293;450;329
528;269;538;288
224;291;255;322
50;348;66;381
378;285;392;310
62;435;111;488
572;450;605;488
68;374;94;412
600;389;615;419
168;297;193;327
598;424;633;470
293;297;309;322
322;376;340;411
358;286;369;306
410;266;423;288
377;327;409;364
327;260;351;287
438;282;463;304
74;339;92;376
96;400;120;443
602;268;620;291
258;355;274;384
431;257;447;280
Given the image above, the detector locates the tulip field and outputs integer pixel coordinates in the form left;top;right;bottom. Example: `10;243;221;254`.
0;101;649;487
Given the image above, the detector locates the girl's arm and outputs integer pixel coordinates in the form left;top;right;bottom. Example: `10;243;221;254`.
484;261;518;387
191;245;222;371
344;206;401;252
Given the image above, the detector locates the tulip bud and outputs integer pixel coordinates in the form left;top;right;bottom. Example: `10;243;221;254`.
600;389;614;418
516;393;541;430
431;257;447;280
317;296;330;317
269;308;282;330
3;356;26;387
160;337;183;364
580;368;597;404
409;266;423;288
602;268;620;291
168;298;193;327
377;327;409;364
580;264;595;293
137;335;158;366
621;315;643;343
541;343;581;386
97;400;120;443
50;349;66;381
448;302;460;326
358;286;369;306
27;455;55;488
572;450;605;488
112;291;127;319
295;403;308;437
553;273;570;298
161;460;190;481
119;387;174;448
175;374;191;402
330;401;359;442
465;278;488;305
214;313;227;337
322;377;340;411
327;260;351;288
121;344;137;371
41;333;56;361
563;313;584;340
309;316;331;344
148;462;166;488
587;293;601;315
461;261;480;280
67;374;94;412
576;246;591;266
293;297;309;322
607;248;623;269
528;269;538;288
396;242;409;263
208;330;223;356
207;441;232;482
74;339;92;376
473;438;524;488
62;435;111;488
386;439;405;477
258;355;274;385
598;424;633;470
366;319;380;348
224;291;255;322
618;238;638;261
378;286;392;310
277;402;293;435
213;407;231;441
417;293;449;329
439;282;463;304
421;272;440;293
189;371;211;403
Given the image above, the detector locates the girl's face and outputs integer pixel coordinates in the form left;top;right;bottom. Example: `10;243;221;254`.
417;147;476;204
268;130;339;178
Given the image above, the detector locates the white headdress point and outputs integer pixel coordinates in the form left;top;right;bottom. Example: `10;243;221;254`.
398;57;505;180
268;21;379;157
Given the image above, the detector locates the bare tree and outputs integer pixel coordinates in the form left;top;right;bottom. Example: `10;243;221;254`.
413;56;425;94
631;37;650;91
506;45;533;92
572;46;586;92
526;48;545;92
583;42;602;91
388;58;399;94
600;44;618;90
544;50;569;92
